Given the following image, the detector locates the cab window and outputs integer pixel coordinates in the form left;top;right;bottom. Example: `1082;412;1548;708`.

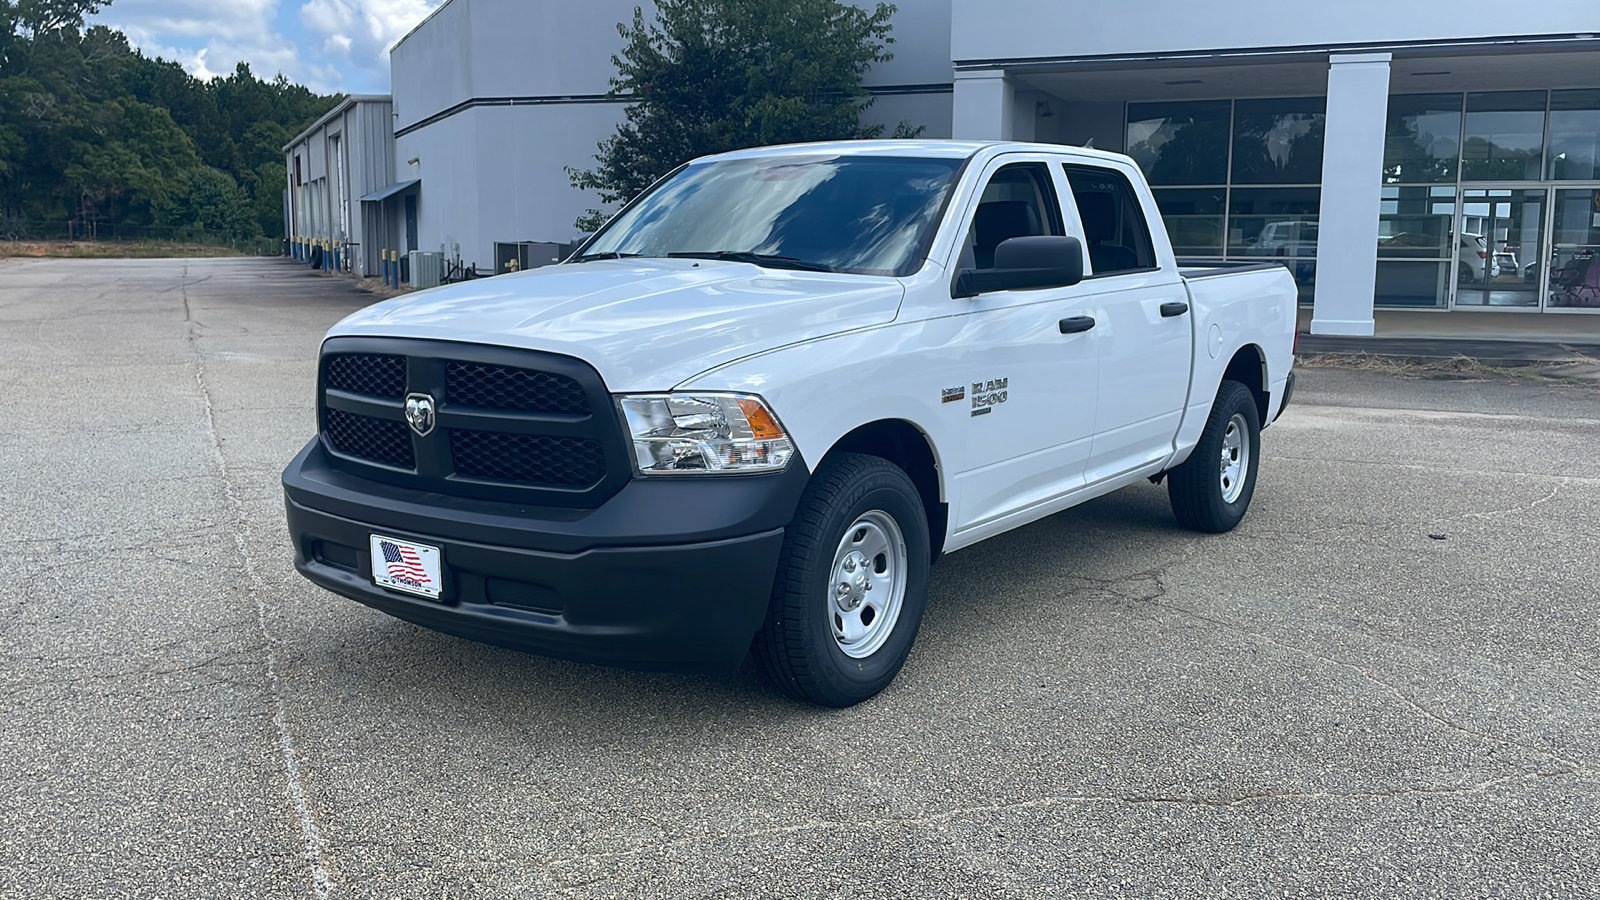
1063;165;1157;276
957;163;1064;270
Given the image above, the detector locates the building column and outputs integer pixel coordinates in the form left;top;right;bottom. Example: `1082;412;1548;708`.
952;69;1015;140
1311;52;1392;336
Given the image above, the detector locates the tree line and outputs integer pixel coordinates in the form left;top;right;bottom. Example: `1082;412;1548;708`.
0;0;337;243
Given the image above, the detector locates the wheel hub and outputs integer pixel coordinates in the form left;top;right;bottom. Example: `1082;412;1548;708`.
827;511;908;659
835;552;871;611
1218;412;1250;504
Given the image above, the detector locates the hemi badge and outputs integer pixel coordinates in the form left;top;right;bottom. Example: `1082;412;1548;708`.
941;386;966;403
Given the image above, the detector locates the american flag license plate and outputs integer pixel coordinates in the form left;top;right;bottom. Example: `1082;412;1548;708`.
369;535;444;600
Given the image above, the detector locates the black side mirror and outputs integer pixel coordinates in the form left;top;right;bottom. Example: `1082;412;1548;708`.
953;236;1085;298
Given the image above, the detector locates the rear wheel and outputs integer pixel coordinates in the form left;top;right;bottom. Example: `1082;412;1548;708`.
752;453;930;707
1168;380;1261;533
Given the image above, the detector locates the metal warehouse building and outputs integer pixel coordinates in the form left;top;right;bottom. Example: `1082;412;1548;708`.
288;0;1600;335
283;95;396;277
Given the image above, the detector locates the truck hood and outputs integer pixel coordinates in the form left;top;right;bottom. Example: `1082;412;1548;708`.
328;258;905;390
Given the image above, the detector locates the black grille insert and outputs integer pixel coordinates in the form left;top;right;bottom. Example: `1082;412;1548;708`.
449;430;605;488
446;362;589;414
326;354;406;398
324;408;415;469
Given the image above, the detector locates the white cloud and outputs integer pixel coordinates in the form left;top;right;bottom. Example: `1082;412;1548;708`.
300;0;438;78
93;0;442;94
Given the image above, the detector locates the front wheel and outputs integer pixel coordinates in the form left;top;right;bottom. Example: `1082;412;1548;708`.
752;453;930;707
1168;380;1262;533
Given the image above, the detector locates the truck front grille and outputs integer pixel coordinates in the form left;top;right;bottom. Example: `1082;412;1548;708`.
316;339;627;508
449;430;605;487
446;362;589;414
325;353;406;398
323;407;415;469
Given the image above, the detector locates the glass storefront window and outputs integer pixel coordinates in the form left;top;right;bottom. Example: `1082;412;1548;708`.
1549;189;1600;309
1455;189;1544;308
1377;186;1455;258
1228;188;1321;256
1125;98;1324;303
1461;91;1545;181
1376;186;1454;308
1375;262;1451;308
1548;90;1600;181
1231;98;1326;185
1151;188;1225;257
1230;187;1320;304
1384;94;1462;184
1125;101;1231;186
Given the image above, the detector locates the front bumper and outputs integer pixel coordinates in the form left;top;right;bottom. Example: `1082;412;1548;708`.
282;439;807;672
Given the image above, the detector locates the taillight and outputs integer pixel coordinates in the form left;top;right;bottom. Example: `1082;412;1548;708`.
1478;251;1487;259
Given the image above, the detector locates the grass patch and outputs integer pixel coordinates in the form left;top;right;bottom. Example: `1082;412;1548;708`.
1;240;254;259
1297;349;1600;385
355;276;412;299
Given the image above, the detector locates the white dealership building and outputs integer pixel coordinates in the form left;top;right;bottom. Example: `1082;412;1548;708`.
285;0;1600;334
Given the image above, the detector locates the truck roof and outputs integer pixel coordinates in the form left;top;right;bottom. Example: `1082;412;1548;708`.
698;139;1137;166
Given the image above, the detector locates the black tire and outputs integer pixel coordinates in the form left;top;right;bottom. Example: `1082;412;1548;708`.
1458;262;1474;285
1168;380;1261;533
752;453;931;707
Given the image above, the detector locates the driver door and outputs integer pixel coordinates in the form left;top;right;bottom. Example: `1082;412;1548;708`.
941;156;1101;540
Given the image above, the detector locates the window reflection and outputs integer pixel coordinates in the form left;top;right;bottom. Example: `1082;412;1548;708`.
1549;190;1600;308
1376;186;1454;308
1461;91;1545;181
1229;188;1321;256
1231;98;1325;185
1125;101;1231;186
1384;94;1462;184
1151;188;1225;257
1377;186;1455;259
1549;90;1600;181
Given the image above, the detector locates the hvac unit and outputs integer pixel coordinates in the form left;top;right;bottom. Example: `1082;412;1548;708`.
494;241;568;275
409;251;444;289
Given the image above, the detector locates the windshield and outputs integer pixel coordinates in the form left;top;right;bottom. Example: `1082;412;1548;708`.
574;155;965;276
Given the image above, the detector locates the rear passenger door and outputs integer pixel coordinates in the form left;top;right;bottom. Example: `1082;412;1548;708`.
1061;163;1194;483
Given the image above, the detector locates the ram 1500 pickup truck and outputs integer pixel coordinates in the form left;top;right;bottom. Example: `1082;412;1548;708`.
283;140;1297;706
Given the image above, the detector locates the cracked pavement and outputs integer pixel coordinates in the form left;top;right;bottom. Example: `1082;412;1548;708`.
1;256;1597;898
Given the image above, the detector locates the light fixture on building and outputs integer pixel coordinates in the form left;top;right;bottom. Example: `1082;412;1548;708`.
1165;79;1203;86
1410;70;1451;76
406;157;420;166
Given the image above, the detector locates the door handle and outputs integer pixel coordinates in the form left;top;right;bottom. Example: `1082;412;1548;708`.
1058;316;1096;334
1160;301;1189;317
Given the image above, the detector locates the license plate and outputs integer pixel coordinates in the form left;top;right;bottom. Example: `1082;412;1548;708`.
369;535;444;600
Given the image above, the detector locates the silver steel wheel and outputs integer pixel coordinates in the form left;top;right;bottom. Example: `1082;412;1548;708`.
1219;412;1250;504
828;510;908;659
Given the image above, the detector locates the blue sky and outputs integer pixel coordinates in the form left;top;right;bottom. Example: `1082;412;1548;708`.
92;0;444;95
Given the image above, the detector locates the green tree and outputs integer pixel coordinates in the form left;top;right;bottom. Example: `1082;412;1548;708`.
0;2;337;244
568;0;919;231
157;166;253;239
1;0;104;71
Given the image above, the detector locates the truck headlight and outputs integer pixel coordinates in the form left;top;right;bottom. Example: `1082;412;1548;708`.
617;393;795;474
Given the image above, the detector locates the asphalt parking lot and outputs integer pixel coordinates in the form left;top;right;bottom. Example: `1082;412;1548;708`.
2;256;1597;899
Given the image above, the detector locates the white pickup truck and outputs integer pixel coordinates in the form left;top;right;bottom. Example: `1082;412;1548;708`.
283;140;1297;706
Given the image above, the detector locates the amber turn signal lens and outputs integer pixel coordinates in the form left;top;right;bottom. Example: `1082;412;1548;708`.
737;398;786;439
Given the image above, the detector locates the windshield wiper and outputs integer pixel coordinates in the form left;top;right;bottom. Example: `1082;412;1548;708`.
568;251;643;262
667;251;835;273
